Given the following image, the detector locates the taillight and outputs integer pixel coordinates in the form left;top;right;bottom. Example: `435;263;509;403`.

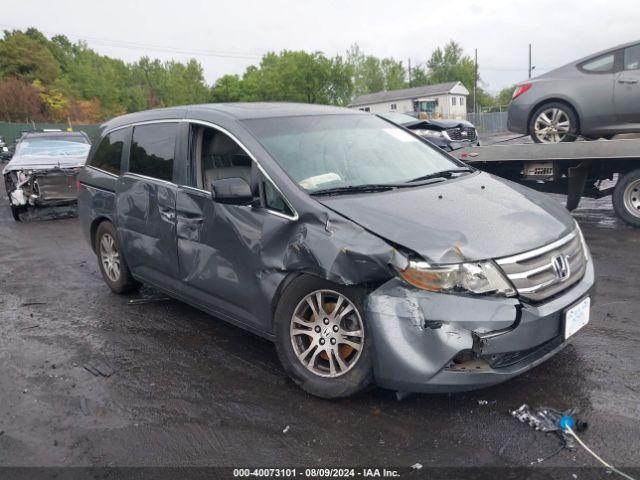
76;179;81;191
512;83;532;100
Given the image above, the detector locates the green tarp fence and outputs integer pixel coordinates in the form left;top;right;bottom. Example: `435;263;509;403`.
0;122;100;144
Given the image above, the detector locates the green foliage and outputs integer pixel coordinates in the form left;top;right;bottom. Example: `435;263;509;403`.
211;74;244;102
0;30;60;84
0;28;510;122
380;58;406;91
496;85;516;107
237;50;354;105
346;44;406;96
410;66;429;87
0;28;211;122
425;41;478;93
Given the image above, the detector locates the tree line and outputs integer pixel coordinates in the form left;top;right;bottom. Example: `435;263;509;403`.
0;28;513;124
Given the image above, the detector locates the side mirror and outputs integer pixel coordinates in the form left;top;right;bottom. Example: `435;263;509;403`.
210;177;254;205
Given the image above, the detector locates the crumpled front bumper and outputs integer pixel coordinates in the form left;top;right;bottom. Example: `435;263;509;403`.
365;260;595;393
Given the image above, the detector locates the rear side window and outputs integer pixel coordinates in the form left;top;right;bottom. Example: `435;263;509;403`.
89;129;127;175
129;123;177;182
581;53;615;73
624;44;640;70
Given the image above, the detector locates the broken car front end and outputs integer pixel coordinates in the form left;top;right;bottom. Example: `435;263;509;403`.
4;166;81;220
366;227;594;393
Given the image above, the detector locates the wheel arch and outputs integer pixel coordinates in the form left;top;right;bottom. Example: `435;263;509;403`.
270;272;304;323
90;216;112;253
527;97;581;134
269;271;377;330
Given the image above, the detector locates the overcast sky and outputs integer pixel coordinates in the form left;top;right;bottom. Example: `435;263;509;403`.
3;0;639;94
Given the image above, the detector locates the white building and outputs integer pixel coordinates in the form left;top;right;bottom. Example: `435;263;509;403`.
348;81;469;119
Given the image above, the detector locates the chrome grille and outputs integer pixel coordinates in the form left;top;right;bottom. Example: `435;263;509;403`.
496;231;587;303
446;126;477;142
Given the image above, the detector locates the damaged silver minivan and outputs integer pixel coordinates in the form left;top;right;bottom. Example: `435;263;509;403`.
78;103;595;398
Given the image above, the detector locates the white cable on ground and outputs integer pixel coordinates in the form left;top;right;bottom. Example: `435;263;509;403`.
565;426;637;480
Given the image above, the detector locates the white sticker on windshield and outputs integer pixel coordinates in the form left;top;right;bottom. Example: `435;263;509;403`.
383;128;419;143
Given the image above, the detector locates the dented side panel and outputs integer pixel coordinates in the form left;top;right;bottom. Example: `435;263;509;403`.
176;187;272;329
174;185;401;331
115;175;179;282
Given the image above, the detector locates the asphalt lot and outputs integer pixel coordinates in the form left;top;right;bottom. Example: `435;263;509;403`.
0;193;638;473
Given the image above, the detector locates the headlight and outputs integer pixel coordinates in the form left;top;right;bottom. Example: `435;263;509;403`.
396;260;516;297
416;129;450;140
575;222;589;262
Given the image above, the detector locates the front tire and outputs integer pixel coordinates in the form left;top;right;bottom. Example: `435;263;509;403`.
529;102;578;143
613;169;640;228
273;276;373;399
95;221;141;294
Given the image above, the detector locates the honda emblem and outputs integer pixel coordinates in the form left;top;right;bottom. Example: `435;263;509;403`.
551;255;571;281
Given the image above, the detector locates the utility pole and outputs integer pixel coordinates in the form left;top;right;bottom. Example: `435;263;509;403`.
473;48;478;114
408;58;412;88
528;44;532;79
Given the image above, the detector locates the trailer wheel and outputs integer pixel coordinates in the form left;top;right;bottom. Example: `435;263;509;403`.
613;169;640;228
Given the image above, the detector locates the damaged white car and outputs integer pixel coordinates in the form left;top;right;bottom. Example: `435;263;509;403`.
3;131;91;221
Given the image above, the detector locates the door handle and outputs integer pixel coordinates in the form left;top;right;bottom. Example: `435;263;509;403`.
618;78;639;84
177;214;205;224
158;205;175;222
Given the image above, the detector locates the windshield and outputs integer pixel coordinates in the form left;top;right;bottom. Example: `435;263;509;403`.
17;137;90;157
244;114;461;192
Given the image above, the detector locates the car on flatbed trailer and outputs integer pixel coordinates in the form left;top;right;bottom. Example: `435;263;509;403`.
508;40;640;144
452;137;640;227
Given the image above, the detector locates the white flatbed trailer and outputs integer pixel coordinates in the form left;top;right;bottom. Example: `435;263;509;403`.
451;137;640;227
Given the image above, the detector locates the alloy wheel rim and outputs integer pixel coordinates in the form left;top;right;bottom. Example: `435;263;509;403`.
99;233;121;282
534;108;571;143
290;289;364;378
623;179;640;219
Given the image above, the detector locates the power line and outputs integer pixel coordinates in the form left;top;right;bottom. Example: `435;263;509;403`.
0;23;262;60
0;24;551;74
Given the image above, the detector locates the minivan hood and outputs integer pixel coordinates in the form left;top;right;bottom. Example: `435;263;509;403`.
318;172;574;263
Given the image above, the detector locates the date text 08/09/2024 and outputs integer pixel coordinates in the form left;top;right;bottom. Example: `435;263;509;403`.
233;468;403;478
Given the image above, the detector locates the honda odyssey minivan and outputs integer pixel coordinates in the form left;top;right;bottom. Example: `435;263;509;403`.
78;103;595;398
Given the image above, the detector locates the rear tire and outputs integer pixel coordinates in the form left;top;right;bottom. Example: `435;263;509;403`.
612;169;640;228
95;221;141;294
529;102;579;143
273;275;373;399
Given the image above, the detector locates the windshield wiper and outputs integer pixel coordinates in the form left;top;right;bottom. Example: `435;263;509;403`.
310;184;396;196
406;167;474;184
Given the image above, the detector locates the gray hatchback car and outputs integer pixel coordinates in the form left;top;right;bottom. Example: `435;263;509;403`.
508;40;640;143
78;103;595;398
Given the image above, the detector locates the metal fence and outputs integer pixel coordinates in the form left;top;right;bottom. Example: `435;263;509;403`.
467;112;509;134
0;122;100;144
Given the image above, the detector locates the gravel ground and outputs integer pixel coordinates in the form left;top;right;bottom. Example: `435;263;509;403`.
0;193;638;475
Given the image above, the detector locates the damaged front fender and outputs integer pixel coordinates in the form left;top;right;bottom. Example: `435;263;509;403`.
260;211;409;286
